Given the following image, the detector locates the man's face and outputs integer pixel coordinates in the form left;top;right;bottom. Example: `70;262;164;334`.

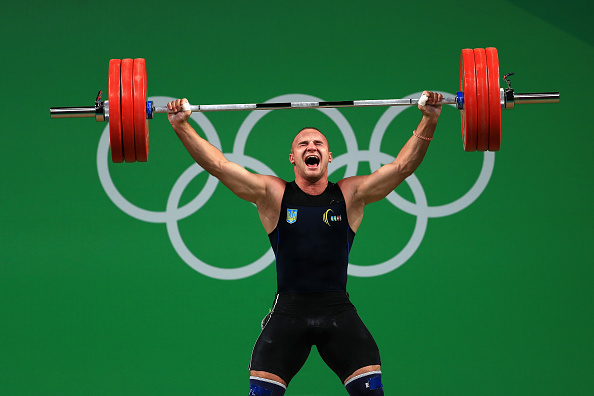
289;128;332;182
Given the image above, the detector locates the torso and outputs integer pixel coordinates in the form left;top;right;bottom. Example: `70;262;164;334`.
268;181;355;293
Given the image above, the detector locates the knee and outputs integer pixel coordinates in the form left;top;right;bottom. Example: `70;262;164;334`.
249;376;286;396
344;371;384;395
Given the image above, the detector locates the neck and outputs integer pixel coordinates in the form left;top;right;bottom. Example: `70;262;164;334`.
294;175;328;196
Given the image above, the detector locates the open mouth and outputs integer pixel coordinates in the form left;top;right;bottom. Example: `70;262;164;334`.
305;155;320;168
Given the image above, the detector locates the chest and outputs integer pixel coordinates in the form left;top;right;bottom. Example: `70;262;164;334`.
279;201;349;237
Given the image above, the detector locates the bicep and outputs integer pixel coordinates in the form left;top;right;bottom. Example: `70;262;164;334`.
216;160;267;203
346;162;410;205
217;160;283;205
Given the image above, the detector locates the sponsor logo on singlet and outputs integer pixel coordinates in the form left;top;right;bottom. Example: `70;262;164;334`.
323;209;342;226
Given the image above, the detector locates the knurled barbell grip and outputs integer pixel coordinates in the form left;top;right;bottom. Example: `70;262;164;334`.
151;97;460;114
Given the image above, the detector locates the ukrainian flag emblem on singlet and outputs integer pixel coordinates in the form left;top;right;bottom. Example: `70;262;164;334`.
287;209;298;224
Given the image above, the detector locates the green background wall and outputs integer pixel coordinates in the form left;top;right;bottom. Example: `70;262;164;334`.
2;1;593;394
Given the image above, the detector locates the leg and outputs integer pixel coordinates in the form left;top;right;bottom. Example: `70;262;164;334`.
249;374;287;396
344;368;384;395
249;311;313;390
316;307;382;383
344;365;382;384
249;371;287;387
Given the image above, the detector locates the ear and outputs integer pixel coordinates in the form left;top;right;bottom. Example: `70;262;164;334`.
328;151;333;163
289;153;295;165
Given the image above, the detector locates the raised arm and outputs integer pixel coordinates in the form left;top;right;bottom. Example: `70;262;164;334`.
167;99;284;209
338;91;442;231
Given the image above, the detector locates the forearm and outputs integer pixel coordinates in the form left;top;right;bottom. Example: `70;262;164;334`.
344;91;442;206
172;120;228;176
394;115;438;176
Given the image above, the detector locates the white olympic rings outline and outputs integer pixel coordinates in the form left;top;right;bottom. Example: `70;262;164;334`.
97;93;495;280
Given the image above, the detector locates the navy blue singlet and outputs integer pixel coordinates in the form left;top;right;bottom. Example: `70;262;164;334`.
268;181;356;293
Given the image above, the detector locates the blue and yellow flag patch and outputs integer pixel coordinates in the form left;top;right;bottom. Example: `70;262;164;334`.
286;209;298;224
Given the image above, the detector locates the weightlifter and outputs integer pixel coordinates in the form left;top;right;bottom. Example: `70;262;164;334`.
166;90;443;395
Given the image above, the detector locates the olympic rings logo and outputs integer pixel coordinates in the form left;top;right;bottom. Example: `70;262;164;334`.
97;92;495;280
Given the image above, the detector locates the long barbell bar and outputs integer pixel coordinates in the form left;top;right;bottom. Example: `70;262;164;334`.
50;96;461;119
49;48;560;162
50;92;559;121
49;92;560;119
152;97;460;113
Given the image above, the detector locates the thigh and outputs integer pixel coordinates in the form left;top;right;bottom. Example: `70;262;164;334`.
250;312;313;384
316;308;382;383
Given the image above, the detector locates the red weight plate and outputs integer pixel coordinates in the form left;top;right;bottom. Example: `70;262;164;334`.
474;48;489;151
486;47;501;151
108;59;123;163
460;49;477;152
120;58;136;162
133;58;149;162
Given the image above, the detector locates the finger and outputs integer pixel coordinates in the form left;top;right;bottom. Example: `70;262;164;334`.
177;99;186;112
418;92;429;106
181;100;192;113
431;92;439;105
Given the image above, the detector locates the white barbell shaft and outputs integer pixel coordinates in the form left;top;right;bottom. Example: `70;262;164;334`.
152;97;458;114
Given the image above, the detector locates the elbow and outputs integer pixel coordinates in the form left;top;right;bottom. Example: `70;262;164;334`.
401;166;416;179
210;159;229;178
398;162;418;180
402;155;426;178
197;158;226;178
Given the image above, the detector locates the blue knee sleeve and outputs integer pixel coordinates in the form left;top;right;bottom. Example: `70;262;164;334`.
249;377;286;396
345;371;384;395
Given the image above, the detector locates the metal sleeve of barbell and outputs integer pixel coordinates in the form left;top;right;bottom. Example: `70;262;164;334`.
50;107;97;118
152;97;458;113
513;92;560;104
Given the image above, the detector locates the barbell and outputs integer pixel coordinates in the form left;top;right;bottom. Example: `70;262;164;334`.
50;48;559;163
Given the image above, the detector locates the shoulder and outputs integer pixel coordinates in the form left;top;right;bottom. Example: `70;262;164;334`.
262;175;287;199
337;176;367;232
337;176;366;202
255;176;287;234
